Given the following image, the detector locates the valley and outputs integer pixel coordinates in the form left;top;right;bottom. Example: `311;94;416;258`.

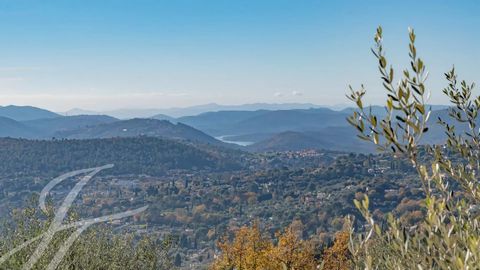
0;104;459;268
0;104;455;153
0;135;422;268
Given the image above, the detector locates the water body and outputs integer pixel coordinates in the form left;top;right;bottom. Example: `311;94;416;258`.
215;135;254;146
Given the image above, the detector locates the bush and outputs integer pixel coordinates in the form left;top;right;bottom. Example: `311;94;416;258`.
0;197;174;270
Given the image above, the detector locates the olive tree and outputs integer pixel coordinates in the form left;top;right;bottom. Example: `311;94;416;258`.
347;27;480;269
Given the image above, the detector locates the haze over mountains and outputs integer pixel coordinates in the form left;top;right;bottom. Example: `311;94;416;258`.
0;104;455;153
178;108;349;136
62;103;326;118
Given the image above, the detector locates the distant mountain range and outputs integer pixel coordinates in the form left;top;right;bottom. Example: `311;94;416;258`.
0;104;459;153
176;105;456;152
63;103;326;118
0;106;227;146
0;105;60;121
178;108;350;136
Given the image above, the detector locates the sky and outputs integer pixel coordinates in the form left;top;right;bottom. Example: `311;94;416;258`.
0;0;478;111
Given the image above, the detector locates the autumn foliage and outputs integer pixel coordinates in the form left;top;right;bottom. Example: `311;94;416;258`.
210;223;318;270
321;231;352;270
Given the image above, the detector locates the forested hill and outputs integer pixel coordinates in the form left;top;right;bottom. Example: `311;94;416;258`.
0;137;246;176
0;105;60;121
53;118;224;146
0;116;35;138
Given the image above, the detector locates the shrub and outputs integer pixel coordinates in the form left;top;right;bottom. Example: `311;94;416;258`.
0;197;173;270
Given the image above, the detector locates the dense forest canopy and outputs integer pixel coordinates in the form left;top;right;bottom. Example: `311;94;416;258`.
0;137;245;176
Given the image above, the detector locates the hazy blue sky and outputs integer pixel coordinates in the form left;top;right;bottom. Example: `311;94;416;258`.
0;0;478;111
